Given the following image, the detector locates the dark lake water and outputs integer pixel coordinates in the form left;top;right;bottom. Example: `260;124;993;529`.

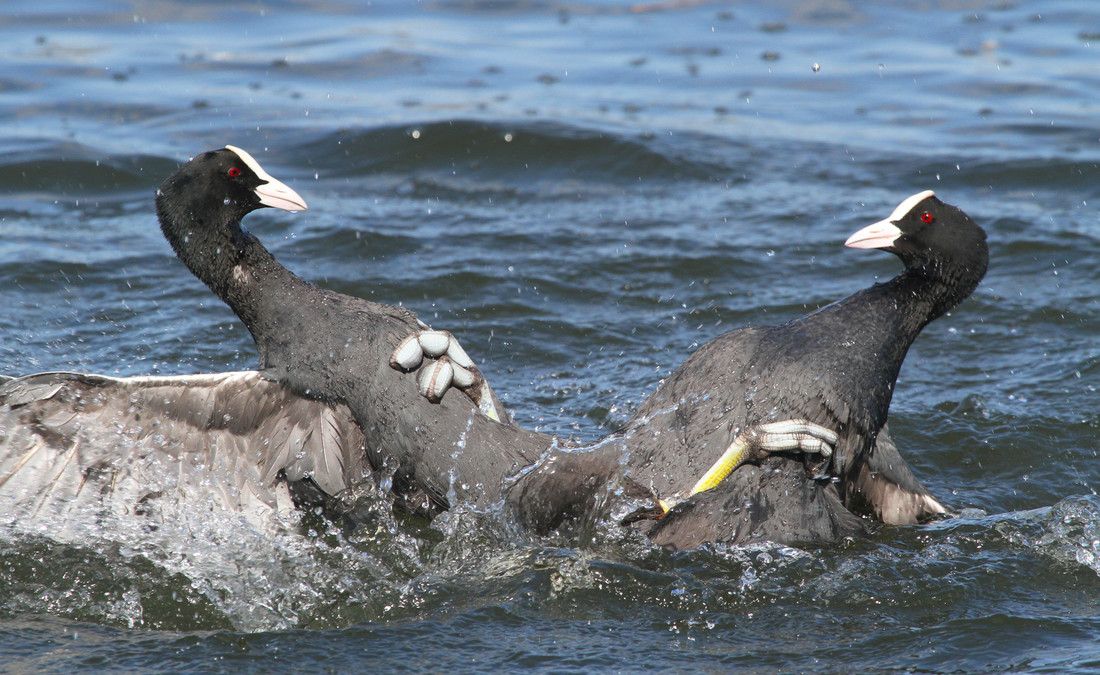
1;0;1098;672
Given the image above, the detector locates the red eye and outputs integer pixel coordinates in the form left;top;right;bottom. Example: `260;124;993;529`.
920;212;933;223
228;167;241;178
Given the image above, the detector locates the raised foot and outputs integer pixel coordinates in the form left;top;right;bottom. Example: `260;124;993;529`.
389;325;504;422
660;418;838;512
749;419;837;458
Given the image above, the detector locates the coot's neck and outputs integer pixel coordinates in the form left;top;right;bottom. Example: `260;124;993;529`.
868;248;985;340
838;271;951;362
156;201;313;366
802;256;984;429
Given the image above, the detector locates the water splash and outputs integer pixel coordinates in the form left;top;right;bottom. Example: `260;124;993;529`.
1040;494;1100;575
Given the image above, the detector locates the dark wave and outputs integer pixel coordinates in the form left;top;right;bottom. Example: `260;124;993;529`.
0;141;176;197
951;157;1100;197
293;120;739;188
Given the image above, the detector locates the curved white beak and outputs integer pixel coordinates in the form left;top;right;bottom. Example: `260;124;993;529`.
845;190;935;250
845;219;902;249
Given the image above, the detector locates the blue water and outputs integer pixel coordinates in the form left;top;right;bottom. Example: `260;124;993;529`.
1;0;1098;672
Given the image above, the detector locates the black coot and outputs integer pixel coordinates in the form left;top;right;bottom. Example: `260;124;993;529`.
0;147;542;528
621;191;988;547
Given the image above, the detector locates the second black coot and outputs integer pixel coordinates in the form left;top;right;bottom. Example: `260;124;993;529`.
621;190;988;547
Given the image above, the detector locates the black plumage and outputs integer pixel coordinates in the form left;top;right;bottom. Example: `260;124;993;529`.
152;148;553;516
620;190;988;546
0;152;983;548
1;147;547;529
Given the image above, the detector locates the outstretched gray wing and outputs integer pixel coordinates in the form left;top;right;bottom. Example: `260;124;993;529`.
0;371;368;529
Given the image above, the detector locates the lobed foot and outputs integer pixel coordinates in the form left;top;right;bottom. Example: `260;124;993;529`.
746;419;837;458
389;324;505;422
660;418;838;512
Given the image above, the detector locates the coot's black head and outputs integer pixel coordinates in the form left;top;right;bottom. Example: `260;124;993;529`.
845;190;989;288
155;146;307;234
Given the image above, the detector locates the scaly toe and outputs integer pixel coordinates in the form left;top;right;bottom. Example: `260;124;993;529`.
444;339;475;369
390;334;425;371
418;330;452;357
450;363;478;389
416;357;454;403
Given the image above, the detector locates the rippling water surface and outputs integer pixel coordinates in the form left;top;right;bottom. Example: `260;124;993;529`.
1;0;1098;672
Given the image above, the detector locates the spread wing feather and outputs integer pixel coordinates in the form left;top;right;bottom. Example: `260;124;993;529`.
0;371;368;530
